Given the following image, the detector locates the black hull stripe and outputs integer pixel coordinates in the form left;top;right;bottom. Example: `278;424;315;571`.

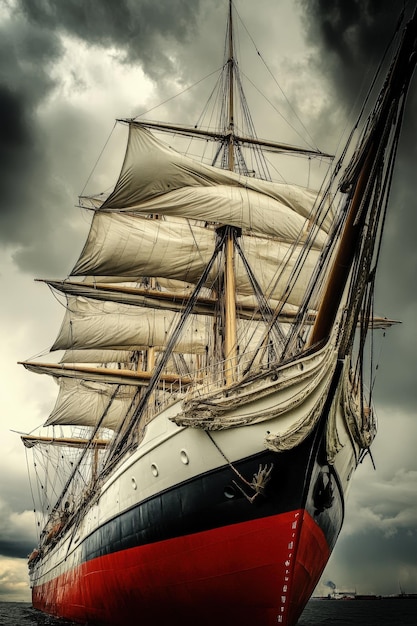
79;432;344;565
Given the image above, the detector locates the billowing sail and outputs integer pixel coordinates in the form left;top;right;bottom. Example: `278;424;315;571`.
71;213;321;308
72;214;215;283
98;124;334;235
51;296;211;354
50;294;284;358
44;378;135;430
60;349;134;364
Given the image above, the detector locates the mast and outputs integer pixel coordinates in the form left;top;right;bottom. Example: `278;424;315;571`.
227;0;235;172
223;0;238;386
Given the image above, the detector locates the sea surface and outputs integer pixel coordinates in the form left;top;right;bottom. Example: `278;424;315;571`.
1;599;416;626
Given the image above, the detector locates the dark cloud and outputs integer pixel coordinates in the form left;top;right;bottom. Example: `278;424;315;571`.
0;9;84;280
0;540;34;560
17;0;203;79
0;0;206;275
334;529;417;594
0;15;59;251
298;0;406;101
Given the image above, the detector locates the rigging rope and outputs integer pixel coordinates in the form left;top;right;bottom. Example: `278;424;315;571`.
46;384;122;520
205;430;274;503
232;1;318;151
107;229;228;462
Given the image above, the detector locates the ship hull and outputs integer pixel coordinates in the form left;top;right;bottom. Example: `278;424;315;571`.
32;509;330;626
30;352;360;626
30;424;347;626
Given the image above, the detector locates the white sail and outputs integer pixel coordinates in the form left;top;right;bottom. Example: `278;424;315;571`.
60;349;135;364
99;124;334;234
50;294;283;362
101;184;329;247
44;378;135;430
71;213;321;307
51;296;212;354
72;214;215;283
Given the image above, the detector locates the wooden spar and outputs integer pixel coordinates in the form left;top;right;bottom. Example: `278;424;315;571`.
42;280;398;328
21;434;111;449
121;121;334;158
146;346;156;372
308;150;375;347
18;361;200;387
42;279;218;313
145;279;157;373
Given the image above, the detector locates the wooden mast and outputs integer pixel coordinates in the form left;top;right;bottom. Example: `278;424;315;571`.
308;151;375;348
223;0;238;386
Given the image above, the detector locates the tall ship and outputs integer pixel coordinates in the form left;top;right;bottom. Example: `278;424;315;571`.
20;3;417;625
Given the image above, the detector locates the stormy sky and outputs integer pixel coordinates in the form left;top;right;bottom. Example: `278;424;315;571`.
1;0;416;603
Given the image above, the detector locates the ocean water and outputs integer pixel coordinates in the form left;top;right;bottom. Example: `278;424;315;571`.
1;599;416;626
298;598;417;625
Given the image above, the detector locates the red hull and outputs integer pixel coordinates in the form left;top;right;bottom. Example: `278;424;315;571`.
32;508;329;626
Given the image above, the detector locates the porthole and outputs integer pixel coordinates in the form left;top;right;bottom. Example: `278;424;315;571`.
151;463;159;477
180;449;189;465
224;485;236;499
131;477;137;490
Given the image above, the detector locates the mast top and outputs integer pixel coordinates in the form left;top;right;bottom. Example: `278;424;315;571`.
227;0;235;171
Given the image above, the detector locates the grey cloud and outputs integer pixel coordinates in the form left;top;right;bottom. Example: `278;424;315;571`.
0;13;60;252
0;501;37;560
333;529;417;594
0;0;206;274
298;0;402;100
0;540;34;560
17;0;203;79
